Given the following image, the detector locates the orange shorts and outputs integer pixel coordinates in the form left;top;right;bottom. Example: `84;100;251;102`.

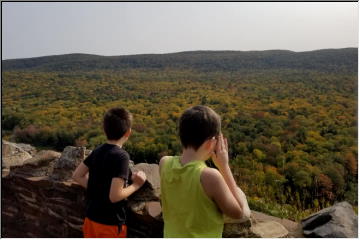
83;217;127;238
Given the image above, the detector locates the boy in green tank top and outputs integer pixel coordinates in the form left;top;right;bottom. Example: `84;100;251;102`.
160;105;251;237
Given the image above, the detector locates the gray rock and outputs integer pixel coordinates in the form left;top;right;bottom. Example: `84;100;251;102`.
251;210;303;237
126;163;164;237
128;201;162;220
125;162;162;237
126;200;163;238
250;221;289;238
301;201;358;238
223;218;254;237
23;150;61;166
84;149;92;158
2;140;32;169
129;160;135;168
223;214;252;237
11;150;61;177
52;146;87;181
129;163;160;201
223;212;290;238
15;143;37;156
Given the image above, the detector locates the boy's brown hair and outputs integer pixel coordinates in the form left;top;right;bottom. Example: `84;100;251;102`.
103;107;133;140
179;105;221;150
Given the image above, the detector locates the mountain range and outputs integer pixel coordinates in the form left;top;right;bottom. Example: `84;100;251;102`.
2;48;357;73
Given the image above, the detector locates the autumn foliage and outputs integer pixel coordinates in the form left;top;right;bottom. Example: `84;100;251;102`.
2;50;357;218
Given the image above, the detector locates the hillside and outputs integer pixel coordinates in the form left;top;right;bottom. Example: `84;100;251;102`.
3;48;358;73
2;48;358;222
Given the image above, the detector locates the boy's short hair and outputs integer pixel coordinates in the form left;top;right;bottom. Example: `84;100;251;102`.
103;107;133;140
179;105;221;150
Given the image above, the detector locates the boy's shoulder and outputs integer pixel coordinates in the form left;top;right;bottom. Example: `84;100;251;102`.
159;155;175;164
201;167;221;181
108;146;129;159
159;155;173;161
159;155;176;170
93;144;129;159
200;167;223;199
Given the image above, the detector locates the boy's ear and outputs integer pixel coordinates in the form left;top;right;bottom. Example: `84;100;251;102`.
205;137;216;150
125;128;132;138
210;137;217;149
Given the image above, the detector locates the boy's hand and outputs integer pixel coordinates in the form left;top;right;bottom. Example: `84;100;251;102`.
131;171;147;188
211;133;229;170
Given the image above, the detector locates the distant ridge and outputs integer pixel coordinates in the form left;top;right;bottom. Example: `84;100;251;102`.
2;48;357;73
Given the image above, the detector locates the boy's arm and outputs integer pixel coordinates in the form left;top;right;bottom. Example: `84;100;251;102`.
109;171;146;203
217;164;251;220
202;167;243;219
205;133;251;219
72;162;89;188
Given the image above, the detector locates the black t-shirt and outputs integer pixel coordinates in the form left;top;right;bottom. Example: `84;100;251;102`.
83;143;131;225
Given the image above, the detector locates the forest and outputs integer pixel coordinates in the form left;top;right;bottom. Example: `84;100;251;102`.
2;48;357;220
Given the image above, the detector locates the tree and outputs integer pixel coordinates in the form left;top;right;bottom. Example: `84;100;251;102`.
344;152;357;176
253;149;266;161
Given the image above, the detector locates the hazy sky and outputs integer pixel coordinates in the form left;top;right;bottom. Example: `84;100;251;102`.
2;2;358;60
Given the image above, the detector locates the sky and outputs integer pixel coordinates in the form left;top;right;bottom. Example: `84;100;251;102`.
2;2;359;60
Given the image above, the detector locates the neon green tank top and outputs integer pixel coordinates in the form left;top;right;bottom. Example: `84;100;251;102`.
160;156;224;237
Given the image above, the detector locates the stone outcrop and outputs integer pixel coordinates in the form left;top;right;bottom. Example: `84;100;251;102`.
251;221;289;238
2;175;85;237
2;142;305;238
251;210;303;237
11;150;61;178
222;211;304;238
127;163;164;237
129;163;160;201
301;201;358;238
2;140;33;169
223;217;255;237
52;146;90;181
15;142;37;156
1;144;164;237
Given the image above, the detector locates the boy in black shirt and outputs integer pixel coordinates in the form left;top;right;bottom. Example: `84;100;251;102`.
73;107;146;238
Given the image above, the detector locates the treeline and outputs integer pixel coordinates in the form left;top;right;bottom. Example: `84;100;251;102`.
3;48;357;73
2;67;357;220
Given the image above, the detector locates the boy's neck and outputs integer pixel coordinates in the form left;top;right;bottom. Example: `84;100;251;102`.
107;137;126;148
181;147;208;165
